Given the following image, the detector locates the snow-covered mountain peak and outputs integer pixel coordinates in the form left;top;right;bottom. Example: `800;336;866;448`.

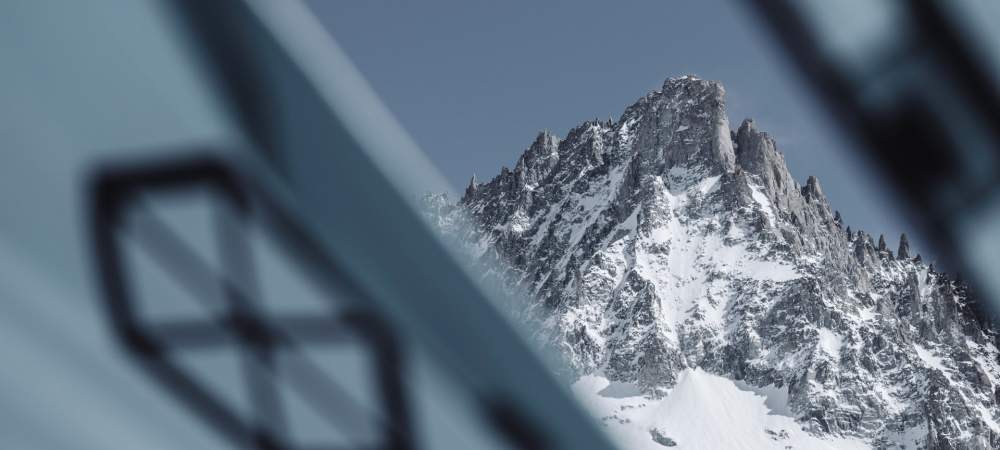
427;76;1000;449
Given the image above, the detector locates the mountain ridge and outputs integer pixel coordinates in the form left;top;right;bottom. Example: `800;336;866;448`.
424;75;1000;449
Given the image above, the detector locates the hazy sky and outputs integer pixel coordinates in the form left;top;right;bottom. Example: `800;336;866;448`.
309;0;928;257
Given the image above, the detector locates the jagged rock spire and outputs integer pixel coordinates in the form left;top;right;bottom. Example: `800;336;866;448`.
515;130;560;189
802;176;824;202
846;226;853;240
463;174;478;201
878;234;888;252
735;119;788;196
898;233;910;259
834;210;842;228
854;231;874;265
656;77;735;173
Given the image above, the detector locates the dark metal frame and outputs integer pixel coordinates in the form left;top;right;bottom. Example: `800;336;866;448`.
90;155;413;450
745;0;1000;276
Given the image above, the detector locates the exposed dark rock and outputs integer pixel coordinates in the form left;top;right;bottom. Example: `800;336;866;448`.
898;233;911;259
463;174;478;201
650;428;677;447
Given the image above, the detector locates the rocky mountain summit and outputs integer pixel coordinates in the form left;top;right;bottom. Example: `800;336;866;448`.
423;76;1000;449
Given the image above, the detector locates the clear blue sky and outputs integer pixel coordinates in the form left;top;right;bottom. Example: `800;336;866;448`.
308;0;928;258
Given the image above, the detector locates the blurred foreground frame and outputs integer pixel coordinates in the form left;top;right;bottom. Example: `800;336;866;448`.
87;0;619;448
90;156;413;450
747;0;1000;314
88;154;576;449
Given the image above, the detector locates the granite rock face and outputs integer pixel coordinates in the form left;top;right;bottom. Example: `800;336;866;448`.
424;76;1000;449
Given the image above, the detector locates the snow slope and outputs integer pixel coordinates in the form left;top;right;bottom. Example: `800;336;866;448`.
573;369;868;450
